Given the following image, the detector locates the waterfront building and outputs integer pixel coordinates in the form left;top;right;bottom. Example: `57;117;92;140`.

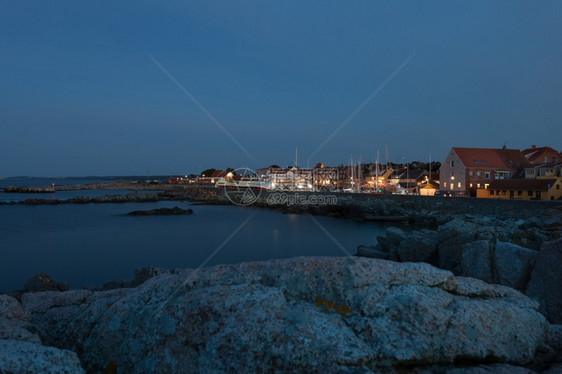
439;147;528;196
477;178;562;201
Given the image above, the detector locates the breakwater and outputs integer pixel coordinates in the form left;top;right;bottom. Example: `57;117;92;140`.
3;183;561;226
164;187;561;225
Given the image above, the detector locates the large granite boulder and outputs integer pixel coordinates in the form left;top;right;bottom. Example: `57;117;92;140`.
437;218;500;272
436;216;542;277
460;241;537;292
396;229;438;263
356;244;392;260
368;227;437;264
385;226;408;246
0;295;84;374
493;242;537;292
527;238;562;324
460;240;494;284
23;257;548;373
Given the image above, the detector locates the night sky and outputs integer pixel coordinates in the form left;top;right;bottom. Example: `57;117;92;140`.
1;1;561;177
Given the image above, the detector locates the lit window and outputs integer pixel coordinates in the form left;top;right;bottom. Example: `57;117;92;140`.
477;184;481;188
470;183;473;188
484;184;489;189
458;182;461;188
444;182;447;187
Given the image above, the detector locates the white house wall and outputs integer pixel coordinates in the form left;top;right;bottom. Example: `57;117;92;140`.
440;149;467;191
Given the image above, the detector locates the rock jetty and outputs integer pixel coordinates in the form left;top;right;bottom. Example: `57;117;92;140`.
3;186;54;193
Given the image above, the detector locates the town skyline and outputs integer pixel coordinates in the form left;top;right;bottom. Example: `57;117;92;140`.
1;2;561;177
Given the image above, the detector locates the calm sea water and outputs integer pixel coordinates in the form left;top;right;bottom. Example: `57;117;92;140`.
0;181;392;292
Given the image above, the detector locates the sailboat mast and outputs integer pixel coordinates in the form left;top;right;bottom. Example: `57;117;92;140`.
357;156;361;192
376;150;380;191
385;143;389;174
429;154;432;182
350;155;354;190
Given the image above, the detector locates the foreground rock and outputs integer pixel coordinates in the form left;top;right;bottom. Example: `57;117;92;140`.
0;295;84;373
127;206;193;216
459;241;537;292
527;239;562;324
358;215;562;323
22;257;548;373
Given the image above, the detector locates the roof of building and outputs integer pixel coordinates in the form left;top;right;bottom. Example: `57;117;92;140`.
452;147;530;169
522;146;562;163
488;178;558;191
209;170;229;178
526;163;562;169
453;148;509;168
496;148;529;170
396;169;428;180
420;180;439;189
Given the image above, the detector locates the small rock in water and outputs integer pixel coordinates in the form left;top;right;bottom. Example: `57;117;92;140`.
127;206;193;216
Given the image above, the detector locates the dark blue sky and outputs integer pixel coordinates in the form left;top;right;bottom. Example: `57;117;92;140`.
1;1;561;176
